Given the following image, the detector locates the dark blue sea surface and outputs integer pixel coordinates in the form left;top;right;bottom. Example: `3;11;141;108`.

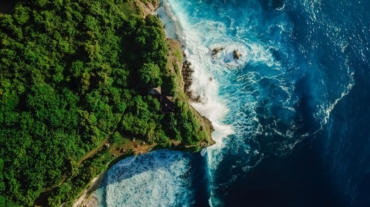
94;0;370;206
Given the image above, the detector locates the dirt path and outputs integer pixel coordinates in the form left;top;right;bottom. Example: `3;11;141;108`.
77;137;110;165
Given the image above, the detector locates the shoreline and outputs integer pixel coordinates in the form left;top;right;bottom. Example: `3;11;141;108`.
72;1;215;206
72;173;105;207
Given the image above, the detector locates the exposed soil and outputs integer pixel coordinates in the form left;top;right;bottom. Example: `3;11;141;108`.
137;0;159;17
110;139;157;157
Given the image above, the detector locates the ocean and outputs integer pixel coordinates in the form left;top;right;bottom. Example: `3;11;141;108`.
93;0;370;206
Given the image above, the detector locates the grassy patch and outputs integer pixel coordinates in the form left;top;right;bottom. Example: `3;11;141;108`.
173;48;183;62
118;1;139;18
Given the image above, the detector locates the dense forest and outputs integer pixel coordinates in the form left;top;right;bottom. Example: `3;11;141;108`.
0;0;213;206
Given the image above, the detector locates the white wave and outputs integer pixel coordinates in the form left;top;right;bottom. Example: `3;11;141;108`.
317;68;355;126
160;0;237;147
155;6;177;39
94;150;194;207
98;0;329;206
276;3;286;11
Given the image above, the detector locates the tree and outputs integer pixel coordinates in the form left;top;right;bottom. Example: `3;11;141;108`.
139;62;162;86
0;0;211;205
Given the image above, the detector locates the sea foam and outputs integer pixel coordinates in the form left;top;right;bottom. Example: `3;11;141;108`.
157;0;237;150
94;150;195;207
93;0;358;206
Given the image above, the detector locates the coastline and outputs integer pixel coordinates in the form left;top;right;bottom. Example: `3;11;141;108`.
72;1;215;206
0;0;220;205
72;174;105;207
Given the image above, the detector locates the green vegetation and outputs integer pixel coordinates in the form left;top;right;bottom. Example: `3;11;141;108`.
0;0;213;206
173;47;183;63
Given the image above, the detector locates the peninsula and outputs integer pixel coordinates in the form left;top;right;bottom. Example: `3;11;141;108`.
0;0;214;206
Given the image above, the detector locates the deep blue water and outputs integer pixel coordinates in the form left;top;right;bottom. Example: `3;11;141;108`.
94;0;370;206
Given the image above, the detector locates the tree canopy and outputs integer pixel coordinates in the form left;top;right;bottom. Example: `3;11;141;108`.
139;62;162;86
0;0;212;206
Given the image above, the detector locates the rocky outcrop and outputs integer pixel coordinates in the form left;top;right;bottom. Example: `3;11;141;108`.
138;0;159;17
233;50;242;59
182;60;194;98
181;60;204;103
211;46;225;57
167;40;215;145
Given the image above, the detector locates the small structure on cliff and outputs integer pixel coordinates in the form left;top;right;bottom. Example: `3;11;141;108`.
148;86;162;95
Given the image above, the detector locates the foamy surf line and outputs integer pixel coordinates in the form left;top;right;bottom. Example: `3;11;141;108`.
156;0;235;149
92;3;237;206
93;150;196;207
156;2;238;206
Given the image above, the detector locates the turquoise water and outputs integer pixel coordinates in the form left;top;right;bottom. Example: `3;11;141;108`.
94;0;370;206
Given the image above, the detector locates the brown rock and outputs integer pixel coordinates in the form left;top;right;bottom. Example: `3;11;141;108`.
233;50;242;59
211;46;225;57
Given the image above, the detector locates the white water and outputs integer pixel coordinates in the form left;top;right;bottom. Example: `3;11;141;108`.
94;0;298;205
156;0;239;158
94;151;195;207
92;0;357;206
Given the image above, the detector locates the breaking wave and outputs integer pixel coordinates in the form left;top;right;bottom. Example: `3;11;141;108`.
92;0;368;206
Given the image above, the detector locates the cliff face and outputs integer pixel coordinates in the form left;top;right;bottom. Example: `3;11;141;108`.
73;3;215;207
74;39;212;207
166;39;215;148
74;38;215;207
0;0;214;205
137;0;159;17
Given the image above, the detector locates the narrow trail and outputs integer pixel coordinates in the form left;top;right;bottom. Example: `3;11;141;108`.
77;136;110;166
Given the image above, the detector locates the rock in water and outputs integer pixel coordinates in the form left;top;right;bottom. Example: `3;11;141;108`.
233;50;242;59
211;46;225;57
